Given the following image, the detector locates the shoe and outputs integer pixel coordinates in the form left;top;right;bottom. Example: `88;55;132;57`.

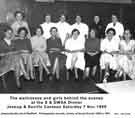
103;72;109;82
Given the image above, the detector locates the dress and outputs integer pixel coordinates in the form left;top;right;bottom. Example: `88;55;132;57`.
31;35;50;67
100;37;120;70
65;36;85;70
117;39;135;79
84;38;101;67
13;38;33;79
0;38;23;77
47;36;66;69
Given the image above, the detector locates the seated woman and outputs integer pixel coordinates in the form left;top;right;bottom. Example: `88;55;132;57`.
116;29;135;79
31;26;51;82
84;28;101;79
0;26;27;88
65;29;85;80
100;28;120;82
13;27;34;80
47;27;66;79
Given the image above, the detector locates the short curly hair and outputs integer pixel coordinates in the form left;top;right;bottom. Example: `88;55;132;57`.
17;27;28;36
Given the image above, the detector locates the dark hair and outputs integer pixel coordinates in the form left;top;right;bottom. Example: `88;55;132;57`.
106;28;116;36
124;29;133;39
60;14;65;17
36;26;44;35
17;27;28;36
45;13;51;17
14;10;25;18
4;26;13;33
50;27;58;33
71;29;80;36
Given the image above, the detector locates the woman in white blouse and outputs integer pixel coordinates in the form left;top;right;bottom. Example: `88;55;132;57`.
31;26;51;82
65;29;85;80
100;28;120;82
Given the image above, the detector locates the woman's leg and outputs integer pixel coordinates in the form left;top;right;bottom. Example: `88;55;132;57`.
27;55;34;80
103;63;110;82
39;64;43;82
66;69;70;80
74;68;78;79
83;67;90;79
56;59;60;80
52;57;59;79
39;56;50;75
91;65;97;77
14;63;21;88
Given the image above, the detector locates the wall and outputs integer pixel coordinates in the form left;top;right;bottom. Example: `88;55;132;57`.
0;0;34;23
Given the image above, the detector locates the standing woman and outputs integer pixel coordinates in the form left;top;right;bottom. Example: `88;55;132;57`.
11;10;31;39
116;29;135;79
47;27;66;79
84;28;101;79
31;26;51;82
13;27;34;80
65;29;85;80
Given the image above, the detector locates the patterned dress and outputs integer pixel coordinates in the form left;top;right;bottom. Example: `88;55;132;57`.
31;35;51;67
117;39;135;79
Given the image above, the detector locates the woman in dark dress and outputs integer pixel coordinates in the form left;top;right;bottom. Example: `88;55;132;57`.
84;28;101;79
47;27;66;79
13;27;34;80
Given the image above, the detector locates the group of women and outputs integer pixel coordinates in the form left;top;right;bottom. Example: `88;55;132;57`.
0;10;135;89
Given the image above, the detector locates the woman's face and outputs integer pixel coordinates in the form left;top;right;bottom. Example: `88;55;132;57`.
112;15;118;24
107;30;114;40
72;31;79;39
45;15;51;23
90;29;96;38
124;30;131;40
19;30;26;39
94;16;100;23
51;28;57;37
5;29;13;40
36;28;42;36
76;16;81;24
16;13;23;21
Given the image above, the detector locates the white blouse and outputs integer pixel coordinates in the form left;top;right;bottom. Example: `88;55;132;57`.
100;37;120;52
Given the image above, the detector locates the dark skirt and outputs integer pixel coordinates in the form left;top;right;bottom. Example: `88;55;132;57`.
84;52;101;67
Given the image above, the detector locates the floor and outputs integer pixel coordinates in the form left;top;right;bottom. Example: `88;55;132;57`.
0;67;127;94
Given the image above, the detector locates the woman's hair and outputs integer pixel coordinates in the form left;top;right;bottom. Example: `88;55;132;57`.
4;26;13;33
36;26;44;35
106;28;116;36
14;10;25;18
17;27;28;36
71;28;80;36
50;27;58;33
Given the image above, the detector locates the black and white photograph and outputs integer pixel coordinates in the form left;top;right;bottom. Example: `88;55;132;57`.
0;0;135;117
